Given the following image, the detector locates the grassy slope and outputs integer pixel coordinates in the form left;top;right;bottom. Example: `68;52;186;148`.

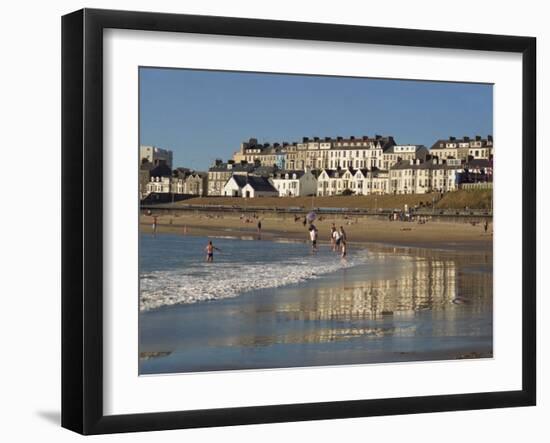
170;189;492;210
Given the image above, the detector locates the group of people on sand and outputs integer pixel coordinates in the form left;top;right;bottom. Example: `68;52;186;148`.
306;222;348;259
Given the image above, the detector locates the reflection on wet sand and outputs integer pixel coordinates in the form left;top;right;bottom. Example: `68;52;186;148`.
207;249;491;348
139;246;493;373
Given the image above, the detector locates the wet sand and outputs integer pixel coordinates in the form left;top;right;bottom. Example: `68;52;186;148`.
139;244;493;374
140;212;492;251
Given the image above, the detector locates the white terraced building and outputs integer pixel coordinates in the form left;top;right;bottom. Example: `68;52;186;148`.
271;170;318;197
233;135;396;171
389;158;463;194
352;168;390;195
317;167;389;196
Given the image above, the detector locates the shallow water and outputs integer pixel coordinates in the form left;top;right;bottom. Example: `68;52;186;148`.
139;234;366;310
139;233;493;374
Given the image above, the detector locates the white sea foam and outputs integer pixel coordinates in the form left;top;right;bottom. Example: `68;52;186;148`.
140;252;368;311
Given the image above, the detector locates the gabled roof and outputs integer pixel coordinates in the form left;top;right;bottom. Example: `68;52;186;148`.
243;176;278;192
229;175;278;192
318;168;354;178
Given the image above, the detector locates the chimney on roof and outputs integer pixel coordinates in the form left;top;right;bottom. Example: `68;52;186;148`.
350;136;355;140
488;135;493;142
214;159;223;166
302;137;309;143
449;136;456;141
337;136;343;141
313;137;320;142
464;136;470;141
325;137;331;142
228;160;235;165
375;134;382;140
362;135;369;141
476;135;482;141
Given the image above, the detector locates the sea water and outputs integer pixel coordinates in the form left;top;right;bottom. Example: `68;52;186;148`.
140;233;365;311
139;233;493;373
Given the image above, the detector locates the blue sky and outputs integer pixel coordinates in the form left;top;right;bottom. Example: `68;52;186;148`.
139;67;493;171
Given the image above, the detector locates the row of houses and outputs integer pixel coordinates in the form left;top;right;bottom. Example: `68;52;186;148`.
139;134;493;200
139;161;208;200
231;134;492;172
217;157;492;198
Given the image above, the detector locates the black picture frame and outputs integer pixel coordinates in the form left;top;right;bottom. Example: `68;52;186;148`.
62;8;536;435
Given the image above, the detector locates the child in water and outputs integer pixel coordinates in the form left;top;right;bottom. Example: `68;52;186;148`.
204;240;221;262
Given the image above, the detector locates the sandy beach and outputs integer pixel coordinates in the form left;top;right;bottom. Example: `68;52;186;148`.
140;211;492;250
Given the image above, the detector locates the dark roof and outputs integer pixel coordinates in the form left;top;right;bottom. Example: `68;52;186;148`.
251;165;277;176
319;168;350;178
240;135;397;151
273;170;306;179
209;162;255;172
230;175;277;192
383;144;426;154
465;159;491;169
150;163;172;177
430;136;493;150
140;160;154;171
390;159;463;171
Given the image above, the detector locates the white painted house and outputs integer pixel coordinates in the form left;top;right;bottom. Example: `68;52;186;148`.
352;168;389;195
316;168;355;196
389;158;463;194
271;170;318;197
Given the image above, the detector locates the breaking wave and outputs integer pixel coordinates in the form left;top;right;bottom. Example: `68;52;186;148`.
140;250;368;311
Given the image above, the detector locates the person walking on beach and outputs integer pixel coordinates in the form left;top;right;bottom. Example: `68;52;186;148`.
204;240;221;263
257;220;262;234
309;224;318;252
340;240;347;260
332;227;341;252
339;226;347;244
152;215;158;235
330;226;337;251
484;219;489;233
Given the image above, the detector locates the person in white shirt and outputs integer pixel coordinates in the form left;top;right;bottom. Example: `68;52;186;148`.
332;228;341;252
309;224;318;251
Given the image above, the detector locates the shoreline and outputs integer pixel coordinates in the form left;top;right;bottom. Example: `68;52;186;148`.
139;244;493;373
140;212;493;252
